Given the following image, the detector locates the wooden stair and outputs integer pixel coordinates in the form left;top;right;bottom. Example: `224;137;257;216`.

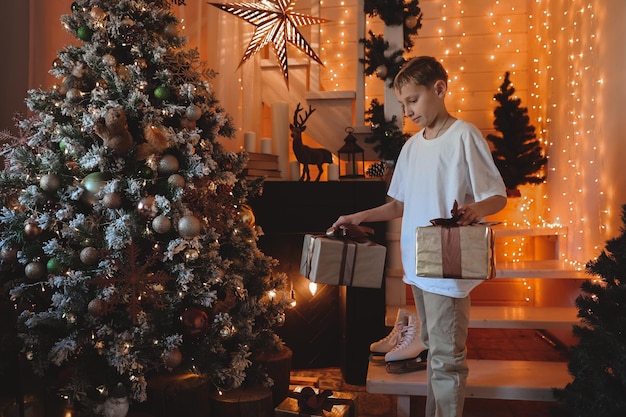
367;360;571;417
372;226;581;416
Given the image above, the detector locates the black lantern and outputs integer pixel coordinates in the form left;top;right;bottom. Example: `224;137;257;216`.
338;127;365;178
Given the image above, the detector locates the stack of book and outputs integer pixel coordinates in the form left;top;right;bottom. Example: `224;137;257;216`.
243;152;282;179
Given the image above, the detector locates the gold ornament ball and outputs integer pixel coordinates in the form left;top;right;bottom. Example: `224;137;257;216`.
66;88;83;102
25;261;46;280
158;154;180;175
80;247;100;265
137;196;158;218
405;15;418;29
102;192;123;209
219;325;232;338
239;204;255;226
134;58;147;69
168;174;185;189
90;6;107;21
102;54;116;67
164;348;183;368
152;215;172;234
184;248;199;263
116;64;131;81
40;173;61;192
24;221;42;239
178;215;202;238
164;22;179;37
88;298;106;316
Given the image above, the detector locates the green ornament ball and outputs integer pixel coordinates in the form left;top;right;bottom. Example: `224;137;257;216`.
138;166;154;179
77;26;93;42
71;2;79;12
83;172;109;194
46;258;62;274
154;85;170;100
59;140;67;152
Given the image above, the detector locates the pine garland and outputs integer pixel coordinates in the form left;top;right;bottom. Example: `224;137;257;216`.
364;99;409;162
359;31;405;88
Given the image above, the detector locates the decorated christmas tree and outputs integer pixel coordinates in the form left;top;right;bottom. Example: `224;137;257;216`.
0;0;288;415
486;71;547;196
553;204;626;417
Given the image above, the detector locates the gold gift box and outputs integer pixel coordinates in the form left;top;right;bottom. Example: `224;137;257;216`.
416;225;495;280
300;234;386;288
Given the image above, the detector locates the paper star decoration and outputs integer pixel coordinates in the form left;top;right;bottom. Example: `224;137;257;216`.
209;0;328;85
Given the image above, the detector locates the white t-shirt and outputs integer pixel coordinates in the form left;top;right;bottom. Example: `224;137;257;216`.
387;119;507;298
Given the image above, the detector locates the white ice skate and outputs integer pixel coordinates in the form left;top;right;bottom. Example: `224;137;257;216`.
369;308;414;364
385;313;428;374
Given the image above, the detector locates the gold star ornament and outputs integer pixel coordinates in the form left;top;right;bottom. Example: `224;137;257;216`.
209;0;328;85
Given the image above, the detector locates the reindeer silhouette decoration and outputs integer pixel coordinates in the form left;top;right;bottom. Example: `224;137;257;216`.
289;103;333;181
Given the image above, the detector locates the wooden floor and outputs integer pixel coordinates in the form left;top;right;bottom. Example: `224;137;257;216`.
290;328;570;417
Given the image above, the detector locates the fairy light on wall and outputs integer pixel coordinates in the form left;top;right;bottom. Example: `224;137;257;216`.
528;0;602;266
319;0;355;91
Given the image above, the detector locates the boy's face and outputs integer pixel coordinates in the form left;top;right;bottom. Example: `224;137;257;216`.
395;80;446;129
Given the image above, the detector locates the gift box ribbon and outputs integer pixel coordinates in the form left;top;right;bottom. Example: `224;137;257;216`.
289;387;353;414
329;225;376;286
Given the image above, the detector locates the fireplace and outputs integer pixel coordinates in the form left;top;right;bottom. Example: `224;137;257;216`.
249;180;388;384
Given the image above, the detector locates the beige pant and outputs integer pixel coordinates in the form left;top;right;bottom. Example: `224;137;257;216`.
411;286;471;417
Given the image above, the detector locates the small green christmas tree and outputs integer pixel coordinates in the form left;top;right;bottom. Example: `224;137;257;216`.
486;72;547;196
0;1;288;415
553;204;626;417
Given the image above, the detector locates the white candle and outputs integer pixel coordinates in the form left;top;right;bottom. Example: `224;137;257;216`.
260;138;272;154
272;101;290;180
243;131;256;152
289;161;300;181
327;163;339;181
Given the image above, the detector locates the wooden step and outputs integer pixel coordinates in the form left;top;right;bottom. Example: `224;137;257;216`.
496;259;588;279
366;359;571;401
386;305;579;329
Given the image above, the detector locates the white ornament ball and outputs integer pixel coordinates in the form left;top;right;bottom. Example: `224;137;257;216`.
375;65;388;79
405;15;418;29
80;247;100;265
185;104;202;121
152;215;172;234
168;174;185;189
40;173;61;192
178;215;202;238
25;261;46;280
102;192;123;209
158;154;180;175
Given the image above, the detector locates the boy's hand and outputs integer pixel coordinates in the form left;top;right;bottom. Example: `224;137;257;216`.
331;214;359;229
455;204;482;225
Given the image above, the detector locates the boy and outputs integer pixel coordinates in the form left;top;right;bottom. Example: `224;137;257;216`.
332;56;507;417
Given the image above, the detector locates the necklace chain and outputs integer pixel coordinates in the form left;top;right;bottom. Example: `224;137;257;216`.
426;115;451;139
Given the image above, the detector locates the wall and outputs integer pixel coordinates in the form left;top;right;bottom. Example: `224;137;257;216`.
2;0;625;263
528;0;626;263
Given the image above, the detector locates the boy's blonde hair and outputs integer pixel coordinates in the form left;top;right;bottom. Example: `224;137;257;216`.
393;56;448;92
